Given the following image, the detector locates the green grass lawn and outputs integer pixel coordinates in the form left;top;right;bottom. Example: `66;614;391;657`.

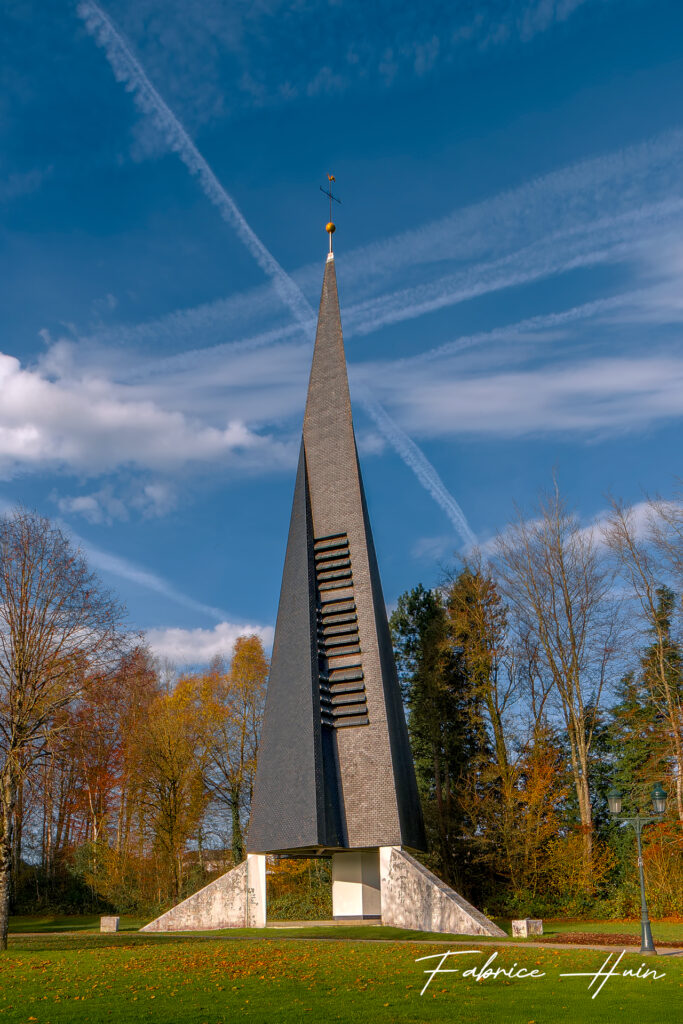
0;932;680;1024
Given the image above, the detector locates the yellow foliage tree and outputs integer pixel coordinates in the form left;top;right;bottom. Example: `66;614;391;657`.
199;635;268;864
131;676;208;900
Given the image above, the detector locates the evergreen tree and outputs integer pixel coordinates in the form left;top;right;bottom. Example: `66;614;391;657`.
606;589;680;812
390;585;479;889
607;673;663;813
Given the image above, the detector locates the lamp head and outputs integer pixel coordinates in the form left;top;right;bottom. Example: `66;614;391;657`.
651;782;666;815
607;786;622;815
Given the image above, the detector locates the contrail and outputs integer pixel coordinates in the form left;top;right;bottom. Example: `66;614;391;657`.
77;1;314;330
78;1;476;547
0;498;228;621
359;394;477;549
67;528;230;622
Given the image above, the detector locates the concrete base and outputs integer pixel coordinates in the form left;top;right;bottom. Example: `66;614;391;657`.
332;850;381;919
379;846;506;937
100;916;119;933
141;846;504;937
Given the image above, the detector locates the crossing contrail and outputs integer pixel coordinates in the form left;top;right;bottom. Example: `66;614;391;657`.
78;0;477;547
359;395;477;549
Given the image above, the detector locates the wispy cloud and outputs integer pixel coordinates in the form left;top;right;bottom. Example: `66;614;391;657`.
54;486;129;525
385;355;683;438
0;165;52;203
0;497;228;622
73;126;683;381
339;127;683;289
478;497;683;560
579;498;683;549
412;534;459;562
52;480;176;524
85;1;601;129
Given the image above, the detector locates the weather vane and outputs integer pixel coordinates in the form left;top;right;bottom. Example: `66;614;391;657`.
320;174;341;253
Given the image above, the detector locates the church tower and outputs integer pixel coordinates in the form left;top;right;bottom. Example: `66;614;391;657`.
247;240;426;857
142;217;504;937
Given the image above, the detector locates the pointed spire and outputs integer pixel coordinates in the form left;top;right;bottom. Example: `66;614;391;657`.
248;248;425;855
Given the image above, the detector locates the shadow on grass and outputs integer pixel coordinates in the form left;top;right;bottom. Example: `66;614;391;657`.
9;914;146;934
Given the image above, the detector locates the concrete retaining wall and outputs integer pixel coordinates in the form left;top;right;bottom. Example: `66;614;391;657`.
379;846;505;937
140;860;248;932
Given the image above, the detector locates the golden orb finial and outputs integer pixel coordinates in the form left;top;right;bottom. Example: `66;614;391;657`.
326;221;336;234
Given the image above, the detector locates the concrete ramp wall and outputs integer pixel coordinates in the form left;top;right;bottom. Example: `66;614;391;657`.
140;860;248;932
379;846;505;937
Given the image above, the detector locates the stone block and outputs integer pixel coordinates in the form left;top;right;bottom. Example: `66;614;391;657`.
100;916;119;933
380;847;506;937
511;918;543;937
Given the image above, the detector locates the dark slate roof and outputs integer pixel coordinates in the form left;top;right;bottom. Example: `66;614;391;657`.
247;254;426;854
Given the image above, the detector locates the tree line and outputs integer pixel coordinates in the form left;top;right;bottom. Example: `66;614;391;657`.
1;487;681;945
390;486;682;918
0;508;268;948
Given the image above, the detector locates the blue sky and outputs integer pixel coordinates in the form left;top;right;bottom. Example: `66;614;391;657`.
2;0;682;663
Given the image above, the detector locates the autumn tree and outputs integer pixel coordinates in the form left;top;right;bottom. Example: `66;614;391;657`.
131;676;207;900
444;566;514;784
107;648;160;859
64;648;162;913
650;487;683;590
444;566;516;891
201;635;268;864
443;565;570;903
605;499;683;819
495;487;621;876
0;508;127;948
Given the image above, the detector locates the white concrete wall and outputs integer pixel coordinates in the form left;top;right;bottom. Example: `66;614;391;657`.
332;850;381;918
379;846;506;937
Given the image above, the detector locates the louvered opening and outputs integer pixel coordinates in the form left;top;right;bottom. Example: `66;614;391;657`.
314;531;368;730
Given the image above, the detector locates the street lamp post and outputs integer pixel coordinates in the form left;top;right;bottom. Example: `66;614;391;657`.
607;782;667;955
